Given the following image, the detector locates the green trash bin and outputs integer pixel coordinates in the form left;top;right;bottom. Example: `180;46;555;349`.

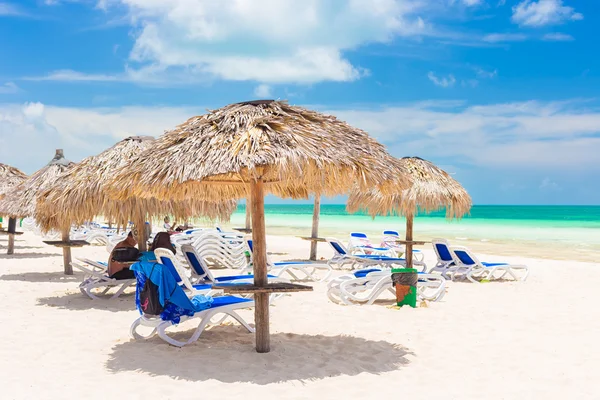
391;268;418;308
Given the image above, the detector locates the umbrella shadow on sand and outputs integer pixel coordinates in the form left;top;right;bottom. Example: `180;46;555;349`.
0;270;80;283
0;252;59;260
106;328;412;385
37;291;136;312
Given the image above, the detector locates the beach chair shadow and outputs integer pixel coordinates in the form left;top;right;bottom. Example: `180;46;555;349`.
0;252;59;260
0;271;80;283
106;330;412;384
36;291;136;312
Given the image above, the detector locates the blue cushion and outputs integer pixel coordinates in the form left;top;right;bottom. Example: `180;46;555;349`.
482;262;509;267
211;296;253;307
353;268;382;278
191;283;213;290
435;243;453;262
383;230;399;236
350;232;368;238
214;274;276;282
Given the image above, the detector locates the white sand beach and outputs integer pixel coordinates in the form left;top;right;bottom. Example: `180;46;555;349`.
0;232;599;400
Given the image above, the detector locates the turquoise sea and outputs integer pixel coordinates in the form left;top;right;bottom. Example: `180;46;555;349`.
224;205;600;259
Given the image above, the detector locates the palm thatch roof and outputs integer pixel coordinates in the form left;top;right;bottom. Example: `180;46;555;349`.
0;163;27;199
0;150;74;218
107;100;411;202
347;157;472;219
36;136;237;233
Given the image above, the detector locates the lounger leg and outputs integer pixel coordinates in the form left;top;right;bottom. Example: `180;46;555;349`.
130;318;158;340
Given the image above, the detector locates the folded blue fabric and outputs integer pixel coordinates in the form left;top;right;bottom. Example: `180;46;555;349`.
131;261;213;323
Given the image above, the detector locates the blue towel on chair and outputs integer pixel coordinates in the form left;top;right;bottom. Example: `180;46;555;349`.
130;261;213;323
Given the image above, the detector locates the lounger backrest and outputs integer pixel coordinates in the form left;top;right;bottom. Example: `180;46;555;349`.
432;239;453;262
246;239;253;253
154;248;195;291
350;232;368;238
181;244;215;282
449;246;477;266
383;230;399;236
326;238;348;256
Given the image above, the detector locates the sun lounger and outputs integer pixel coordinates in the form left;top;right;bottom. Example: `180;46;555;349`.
379;230;425;261
327;268;446;305
71;260;136;300
129;261;254;347
448;246;529;282
245;239;333;282
429;239;456;278
326;238;427;271
348;232;396;256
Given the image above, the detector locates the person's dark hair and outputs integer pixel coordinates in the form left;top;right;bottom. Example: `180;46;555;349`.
150;232;176;254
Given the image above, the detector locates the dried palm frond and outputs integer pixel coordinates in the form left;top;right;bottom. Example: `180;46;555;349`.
0;150;73;218
107;100;412;202
36;136;236;233
0;163;27;198
347;157;472;219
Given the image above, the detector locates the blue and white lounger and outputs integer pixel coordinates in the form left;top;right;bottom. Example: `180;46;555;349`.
129;261;254;347
448;246;529;282
327;267;446;305
245;239;332;282
326;238;427;271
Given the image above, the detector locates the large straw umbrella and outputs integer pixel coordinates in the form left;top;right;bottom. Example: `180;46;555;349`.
36;136;237;253
0;163;28;254
347;157;472;271
0;150;74;266
107;100;411;353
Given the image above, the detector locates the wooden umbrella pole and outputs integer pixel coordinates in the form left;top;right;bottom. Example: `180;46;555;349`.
7;217;16;255
62;228;73;275
136;217;148;252
250;177;270;353
405;213;414;271
245;196;252;231
309;195;321;261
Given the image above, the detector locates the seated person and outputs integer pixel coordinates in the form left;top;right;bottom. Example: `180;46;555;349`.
163;216;181;233
150;231;176;255
108;232;140;280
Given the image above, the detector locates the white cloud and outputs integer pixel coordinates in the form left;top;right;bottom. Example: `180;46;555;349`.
24;69;120;82
474;67;498;78
0;82;19;94
427;72;456;87
3;99;599;175
461;0;483;6
483;33;528;42
512;0;583;27
0;2;24;16
543;32;574;41
326;100;600;170
539;177;561;191
68;0;431;84
254;84;273;98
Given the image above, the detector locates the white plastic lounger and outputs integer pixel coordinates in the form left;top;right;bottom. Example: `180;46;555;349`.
71;260;136;300
429;239;456;278
327;268;446;305
348;232;395;256
448;246;529;283
326;238;427;271
245;239;333;282
380;230;425;261
154;249;217;296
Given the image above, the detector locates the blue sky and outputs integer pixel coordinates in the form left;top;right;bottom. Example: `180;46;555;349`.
1;0;599;205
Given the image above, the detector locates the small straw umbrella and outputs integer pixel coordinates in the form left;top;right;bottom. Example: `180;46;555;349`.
347;156;472;271
107;100;411;353
0;150;74;264
0;163;28;254
36;136;237;255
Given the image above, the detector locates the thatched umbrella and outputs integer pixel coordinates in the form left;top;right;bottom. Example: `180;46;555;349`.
0;150;74;266
0;163;27;198
107;100;411;353
0;150;73;265
0;163;28;254
347;156;472;271
36;136;237;254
